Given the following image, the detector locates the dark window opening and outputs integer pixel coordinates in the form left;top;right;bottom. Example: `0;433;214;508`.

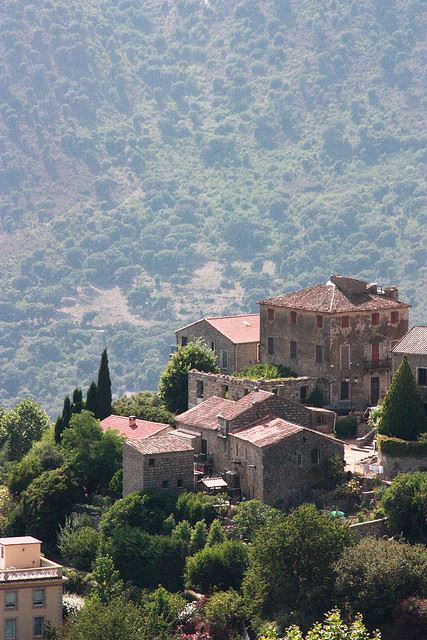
341;316;349;328
162;480;169;489
222;384;229;399
371;312;380;326
267;337;274;355
196;380;204;399
340;380;349;400
290;340;297;359
290;310;297;325
418;368;427;386
300;386;307;401
177;479;183;488
316;315;323;328
181;336;188;346
315;345;323;363
149;458;155;467
311;448;320;464
391;311;399;324
297;453;302;466
267;308;275;321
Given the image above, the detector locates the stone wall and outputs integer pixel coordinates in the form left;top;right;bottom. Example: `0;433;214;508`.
123;443;194;495
349;517;388;538
188;370;317;408
379;450;427;480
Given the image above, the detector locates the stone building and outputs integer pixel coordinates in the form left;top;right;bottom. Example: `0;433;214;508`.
176;391;342;488
0;536;64;640
187;369;318;408
175;314;259;373
259;275;410;408
100;414;172;440
391;325;427;412
123;434;194;495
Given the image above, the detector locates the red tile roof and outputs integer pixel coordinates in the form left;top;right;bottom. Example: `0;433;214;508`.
176;396;236;430
177;314;260;344
126;434;194;455
219;390;273;420
259;277;409;313
100;415;170;439
392;326;427;355
232;416;303;448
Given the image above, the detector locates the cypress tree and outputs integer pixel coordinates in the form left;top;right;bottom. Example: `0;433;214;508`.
71;388;83;414
86;381;98;415
54;416;63;444
55;395;72;443
96;349;112;420
379;355;426;441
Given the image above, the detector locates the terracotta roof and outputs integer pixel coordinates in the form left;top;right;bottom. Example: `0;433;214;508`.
219;390;273;420
259;276;409;313
176;314;259;344
176;396;236;430
100;415;170;439
232;416;303;448
392;326;427;355
126;434;194;455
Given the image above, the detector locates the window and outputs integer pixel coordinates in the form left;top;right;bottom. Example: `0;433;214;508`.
290;340;297;359
148;458;155;467
267;308;275;321
340;380;349;400
316;315;323;328
372;343;380;362
220;350;229;369
315;345;323;363
371;312;380;326
210;341;215;352
33;589;45;608
311;449;320;464
5;592;17;610
177;479;183;488
201;439;208;455
221;384;229;399
196;380;204;399
316;414;325;425
340;344;350;370
33;617;44;638
297;453;302;466
5;619;16;640
418;368;427;386
300;386;307;401
162;480;169;489
181;336;188;347
391;311;399;324
290;310;297;325
341;316;349;328
267;337;274;355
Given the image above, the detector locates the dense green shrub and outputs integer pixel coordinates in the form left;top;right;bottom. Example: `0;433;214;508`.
185;540;248;593
377;435;427;457
335;416;357;439
234;363;296;380
379;472;427;540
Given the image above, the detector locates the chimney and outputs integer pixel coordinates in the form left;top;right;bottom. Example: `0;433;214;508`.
128;415;137;429
384;286;399;301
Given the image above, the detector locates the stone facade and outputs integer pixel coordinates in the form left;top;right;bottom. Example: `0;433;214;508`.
188;370;318;408
175;317;259;373
123;437;194;495
259;276;409;409
379;450;427;480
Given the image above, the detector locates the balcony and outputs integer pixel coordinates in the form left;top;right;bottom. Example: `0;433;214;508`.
362;358;391;371
0;557;62;582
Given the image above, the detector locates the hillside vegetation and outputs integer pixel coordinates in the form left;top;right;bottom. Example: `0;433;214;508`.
0;0;426;414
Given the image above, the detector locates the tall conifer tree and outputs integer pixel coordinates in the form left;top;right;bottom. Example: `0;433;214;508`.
96;349;112;420
379;355;426;440
86;381;98;415
55;395;72;443
71;388;83;414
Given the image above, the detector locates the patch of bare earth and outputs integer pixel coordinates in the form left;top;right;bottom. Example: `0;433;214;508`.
59;286;151;326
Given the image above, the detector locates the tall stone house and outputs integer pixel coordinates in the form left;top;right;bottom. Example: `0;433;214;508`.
175;314;259;373
0;536;64;640
259;275;410;408
392;326;427;413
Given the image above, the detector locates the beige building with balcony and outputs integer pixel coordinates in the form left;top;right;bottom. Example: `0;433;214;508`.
0;536;63;640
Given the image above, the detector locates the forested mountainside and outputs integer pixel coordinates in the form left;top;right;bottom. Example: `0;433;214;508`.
0;0;426;414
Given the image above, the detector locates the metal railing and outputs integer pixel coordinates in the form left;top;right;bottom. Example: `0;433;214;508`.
362;358;391;371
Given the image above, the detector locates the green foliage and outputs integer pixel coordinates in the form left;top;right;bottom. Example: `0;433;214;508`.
67;598;143;640
243;503;355;628
190;519;208;553
140;586;186;640
58;514;99;570
234;363;296;380
335;416;357;439
55;395;72;443
204;589;246;640
112;391;174;424
85;382;98;415
159;339;219;413
231;499;283;542
379;472;427;540
88;555;124;604
185;539;248;593
306;385;325;408
206;518;225;546
377;434;427;457
176;491;220;525
100;491;178;537
0;398;52;461
334;537;427;628
258;609;381;640
21;466;83;548
8;439;63;496
61;411;122;495
378;356;426;440
96;349;112;420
